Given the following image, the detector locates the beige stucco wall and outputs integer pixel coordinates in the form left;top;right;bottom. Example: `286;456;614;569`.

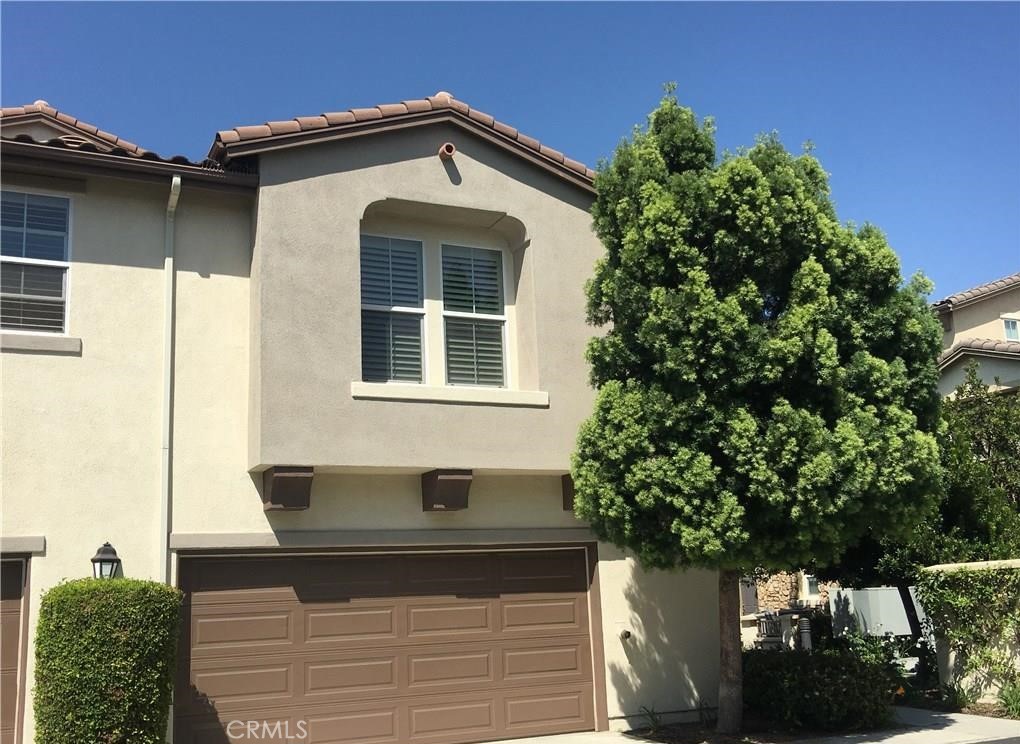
938;355;1020;396
250;122;604;473
0;172;253;743
942;287;1020;348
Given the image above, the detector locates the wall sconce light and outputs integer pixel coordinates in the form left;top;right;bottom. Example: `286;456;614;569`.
91;542;121;579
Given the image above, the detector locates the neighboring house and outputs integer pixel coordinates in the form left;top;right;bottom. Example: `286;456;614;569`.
933;271;1020;396
0;95;720;744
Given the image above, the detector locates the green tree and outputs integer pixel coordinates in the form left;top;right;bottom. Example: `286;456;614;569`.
572;91;943;732
834;364;1020;587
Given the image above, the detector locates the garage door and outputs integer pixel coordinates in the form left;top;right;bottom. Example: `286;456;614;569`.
1;560;26;744
175;549;597;744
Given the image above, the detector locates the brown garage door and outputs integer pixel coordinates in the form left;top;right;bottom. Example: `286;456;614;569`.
175;549;597;744
1;560;26;744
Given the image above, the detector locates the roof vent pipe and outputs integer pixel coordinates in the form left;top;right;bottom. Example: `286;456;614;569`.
438;142;456;160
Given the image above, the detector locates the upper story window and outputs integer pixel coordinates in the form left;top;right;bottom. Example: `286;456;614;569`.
1004;317;1019;342
1;190;70;333
360;235;425;383
359;233;510;389
442;245;505;387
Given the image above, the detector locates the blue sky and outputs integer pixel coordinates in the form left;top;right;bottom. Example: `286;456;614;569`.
2;2;1018;298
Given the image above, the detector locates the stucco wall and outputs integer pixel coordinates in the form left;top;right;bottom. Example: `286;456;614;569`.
0;173;253;742
250;122;604;473
938;355;1020;396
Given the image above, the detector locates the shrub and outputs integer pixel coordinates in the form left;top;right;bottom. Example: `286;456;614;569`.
34;578;183;744
999;680;1020;719
743;647;898;730
915;566;1020;694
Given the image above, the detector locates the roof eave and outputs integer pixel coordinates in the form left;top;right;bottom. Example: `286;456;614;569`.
938;347;1020;371
210;109;596;195
1;139;258;190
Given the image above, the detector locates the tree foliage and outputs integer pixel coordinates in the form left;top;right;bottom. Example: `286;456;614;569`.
835;365;1020;586
572;90;944;573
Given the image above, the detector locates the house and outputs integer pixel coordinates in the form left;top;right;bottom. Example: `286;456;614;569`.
0;95;720;744
932;271;1020;395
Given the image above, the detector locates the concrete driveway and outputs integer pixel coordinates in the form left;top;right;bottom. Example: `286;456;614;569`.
497;708;1019;744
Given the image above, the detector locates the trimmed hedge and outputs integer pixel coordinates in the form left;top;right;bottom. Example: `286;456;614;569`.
744;647;898;730
34;578;182;744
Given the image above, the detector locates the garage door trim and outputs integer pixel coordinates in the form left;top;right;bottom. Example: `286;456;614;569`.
0;555;30;744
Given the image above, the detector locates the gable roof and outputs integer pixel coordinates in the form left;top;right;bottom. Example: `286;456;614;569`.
1;100;152;157
210;91;596;192
938;337;1020;369
933;271;1020;315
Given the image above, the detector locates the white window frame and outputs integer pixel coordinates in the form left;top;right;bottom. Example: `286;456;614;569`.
359;233;428;384
800;572;821;601
1002;314;1020;342
439;243;511;389
1;187;74;336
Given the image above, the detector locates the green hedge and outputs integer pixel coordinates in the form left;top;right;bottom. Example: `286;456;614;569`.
743;647;898;730
34;578;183;744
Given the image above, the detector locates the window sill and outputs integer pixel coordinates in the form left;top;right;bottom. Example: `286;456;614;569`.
1;333;82;355
351;381;549;408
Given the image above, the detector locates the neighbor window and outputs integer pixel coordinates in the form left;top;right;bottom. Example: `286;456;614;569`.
359;235;424;382
1;190;70;333
441;245;505;387
1005;318;1019;342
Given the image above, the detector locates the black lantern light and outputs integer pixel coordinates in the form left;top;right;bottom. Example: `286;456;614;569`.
91;542;121;579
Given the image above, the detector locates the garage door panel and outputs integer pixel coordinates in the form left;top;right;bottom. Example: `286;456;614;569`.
191;662;293;708
305;605;398;644
306;655;398;697
406;599;493;636
306;707;399;744
405;553;497;595
176;550;596;744
192;610;294;652
501;595;587;633
499;551;588;593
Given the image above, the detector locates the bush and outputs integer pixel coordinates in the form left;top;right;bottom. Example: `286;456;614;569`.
743;647;898;730
34;578;183;744
999;680;1020;719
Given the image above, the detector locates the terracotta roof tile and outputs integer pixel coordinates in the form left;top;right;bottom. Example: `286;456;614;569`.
323;111;356;126
934;272;1020;312
402;99;432;114
467;108;495;127
234;124;273;139
351;107;383;121
939;337;1020;366
295;116;328;129
210;91;596;185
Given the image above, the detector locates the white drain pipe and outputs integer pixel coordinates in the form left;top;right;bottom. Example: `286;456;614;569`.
160;175;182;584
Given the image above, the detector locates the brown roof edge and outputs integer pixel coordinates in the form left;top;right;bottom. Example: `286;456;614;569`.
938;337;1020;368
1;139;258;190
210;91;596;192
933;271;1020;314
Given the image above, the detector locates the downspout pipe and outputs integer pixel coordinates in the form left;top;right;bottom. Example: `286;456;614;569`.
160;175;182;584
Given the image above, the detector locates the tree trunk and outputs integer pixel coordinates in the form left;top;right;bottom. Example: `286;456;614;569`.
716;569;743;734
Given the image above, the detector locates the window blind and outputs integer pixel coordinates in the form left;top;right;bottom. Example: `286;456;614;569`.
360;236;424;382
445;317;505;386
442;245;503;314
1;191;69;332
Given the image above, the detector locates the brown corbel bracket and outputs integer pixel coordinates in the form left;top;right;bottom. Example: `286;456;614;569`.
421;469;473;511
262;466;314;511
